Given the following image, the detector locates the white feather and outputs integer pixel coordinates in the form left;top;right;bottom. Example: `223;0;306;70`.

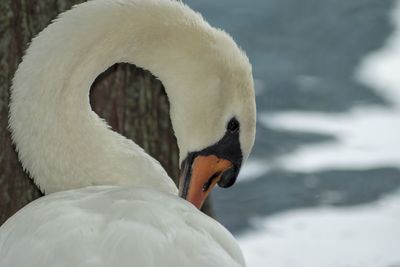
0;186;244;266
2;0;256;266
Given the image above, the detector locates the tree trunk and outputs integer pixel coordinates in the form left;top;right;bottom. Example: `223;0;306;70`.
0;0;212;226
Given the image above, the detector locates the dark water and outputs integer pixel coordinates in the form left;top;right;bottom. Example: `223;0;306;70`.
184;0;400;234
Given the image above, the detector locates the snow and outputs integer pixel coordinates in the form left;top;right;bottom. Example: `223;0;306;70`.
237;1;400;266
256;0;400;174
238;191;400;267
260;106;400;172
238;159;270;182
356;0;400;107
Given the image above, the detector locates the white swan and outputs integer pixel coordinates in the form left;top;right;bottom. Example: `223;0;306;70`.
0;0;256;266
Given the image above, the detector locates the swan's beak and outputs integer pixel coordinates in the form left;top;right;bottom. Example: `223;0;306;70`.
179;154;239;209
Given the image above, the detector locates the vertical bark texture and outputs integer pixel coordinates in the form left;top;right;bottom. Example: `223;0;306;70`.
0;0;213;225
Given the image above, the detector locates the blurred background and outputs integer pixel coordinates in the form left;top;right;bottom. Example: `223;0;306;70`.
184;0;400;266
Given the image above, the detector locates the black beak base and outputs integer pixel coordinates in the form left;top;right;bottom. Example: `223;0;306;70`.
180;122;243;191
218;166;239;188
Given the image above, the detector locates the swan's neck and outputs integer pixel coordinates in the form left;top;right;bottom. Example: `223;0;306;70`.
10;0;226;194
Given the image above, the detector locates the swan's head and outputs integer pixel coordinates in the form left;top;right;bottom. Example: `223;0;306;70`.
162;27;256;209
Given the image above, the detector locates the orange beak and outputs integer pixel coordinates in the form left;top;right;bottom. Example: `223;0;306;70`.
178;154;235;209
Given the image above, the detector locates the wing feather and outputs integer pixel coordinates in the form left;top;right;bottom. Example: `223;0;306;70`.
0;186;244;267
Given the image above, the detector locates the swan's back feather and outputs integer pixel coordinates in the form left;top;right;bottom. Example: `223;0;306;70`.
0;186;244;266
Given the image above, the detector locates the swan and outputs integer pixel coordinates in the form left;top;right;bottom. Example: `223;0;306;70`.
0;0;256;266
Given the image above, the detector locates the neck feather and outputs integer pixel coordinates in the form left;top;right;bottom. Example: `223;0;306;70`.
9;0;221;194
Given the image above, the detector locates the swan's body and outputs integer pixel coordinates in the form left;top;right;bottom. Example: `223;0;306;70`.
0;0;256;266
0;187;243;266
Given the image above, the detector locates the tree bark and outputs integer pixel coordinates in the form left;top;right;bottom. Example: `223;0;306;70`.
0;0;212;225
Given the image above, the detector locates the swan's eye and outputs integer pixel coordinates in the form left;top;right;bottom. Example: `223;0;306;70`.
227;118;239;133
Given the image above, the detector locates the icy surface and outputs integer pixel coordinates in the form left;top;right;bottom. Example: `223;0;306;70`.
238;159;270;182
237;1;400;266
238;191;400;267
260;106;400;172
258;0;400;174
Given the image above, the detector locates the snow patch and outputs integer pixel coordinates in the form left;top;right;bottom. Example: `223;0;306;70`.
238;191;400;267
260;107;400;172
257;0;400;173
238;159;270;182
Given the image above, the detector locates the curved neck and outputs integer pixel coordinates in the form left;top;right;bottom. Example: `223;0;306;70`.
10;0;219;194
